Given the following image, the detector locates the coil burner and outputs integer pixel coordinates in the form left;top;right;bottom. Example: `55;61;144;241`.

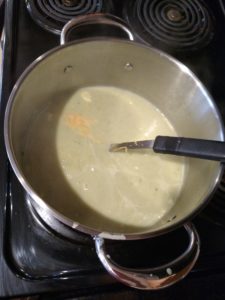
124;0;214;53
26;0;113;34
202;172;225;228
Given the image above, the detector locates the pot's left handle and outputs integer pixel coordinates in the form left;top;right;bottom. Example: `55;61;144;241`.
60;14;134;45
95;223;200;290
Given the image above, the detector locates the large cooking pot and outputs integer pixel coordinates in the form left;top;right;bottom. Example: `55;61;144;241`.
4;14;224;289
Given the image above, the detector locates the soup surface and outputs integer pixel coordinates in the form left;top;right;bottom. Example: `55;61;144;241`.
23;86;186;233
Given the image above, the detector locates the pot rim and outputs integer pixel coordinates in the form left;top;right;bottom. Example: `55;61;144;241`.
4;37;225;240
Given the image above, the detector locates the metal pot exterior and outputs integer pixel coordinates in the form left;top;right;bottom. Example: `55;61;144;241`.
4;39;224;238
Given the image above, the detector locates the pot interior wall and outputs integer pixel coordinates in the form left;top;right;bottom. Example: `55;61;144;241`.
8;40;224;234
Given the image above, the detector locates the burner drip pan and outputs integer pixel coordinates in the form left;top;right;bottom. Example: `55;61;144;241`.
124;0;214;52
26;0;114;34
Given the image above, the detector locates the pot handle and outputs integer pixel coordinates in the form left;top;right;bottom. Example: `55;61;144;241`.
94;223;200;290
60;14;134;45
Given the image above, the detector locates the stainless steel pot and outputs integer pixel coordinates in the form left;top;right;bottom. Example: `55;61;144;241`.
4;14;225;290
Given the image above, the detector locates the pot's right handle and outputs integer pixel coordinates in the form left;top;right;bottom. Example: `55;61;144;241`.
95;223;200;290
60;14;134;45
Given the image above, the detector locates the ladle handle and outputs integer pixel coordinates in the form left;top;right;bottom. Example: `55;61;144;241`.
95;223;200;290
60;14;134;45
154;136;225;161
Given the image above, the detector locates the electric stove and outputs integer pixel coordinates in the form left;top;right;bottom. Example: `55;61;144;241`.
2;0;225;299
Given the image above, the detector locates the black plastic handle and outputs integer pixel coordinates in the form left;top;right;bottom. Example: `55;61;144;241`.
153;136;225;161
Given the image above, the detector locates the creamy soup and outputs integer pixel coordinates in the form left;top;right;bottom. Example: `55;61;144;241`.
23;86;186;233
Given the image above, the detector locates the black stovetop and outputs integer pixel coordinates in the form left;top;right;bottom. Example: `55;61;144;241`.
2;0;225;299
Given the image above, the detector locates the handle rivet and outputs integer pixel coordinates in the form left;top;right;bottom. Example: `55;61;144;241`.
124;62;134;71
64;65;73;73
